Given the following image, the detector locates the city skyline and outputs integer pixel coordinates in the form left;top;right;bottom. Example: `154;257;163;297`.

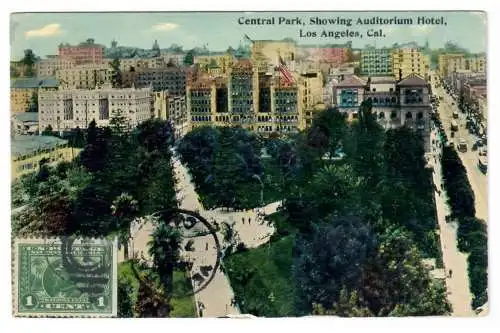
11;11;487;60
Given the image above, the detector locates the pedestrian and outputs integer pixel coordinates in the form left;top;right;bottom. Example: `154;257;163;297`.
205;242;208;251
248;217;251;224
242;217;245;224
449;269;453;278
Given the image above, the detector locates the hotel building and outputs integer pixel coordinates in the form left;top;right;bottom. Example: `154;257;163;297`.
186;60;303;134
38;85;153;132
55;63;113;89
58;39;105;65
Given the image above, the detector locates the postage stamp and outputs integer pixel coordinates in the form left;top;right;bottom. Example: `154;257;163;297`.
13;238;117;317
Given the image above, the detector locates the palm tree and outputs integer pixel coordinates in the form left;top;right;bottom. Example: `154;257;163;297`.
147;221;182;297
111;193;139;260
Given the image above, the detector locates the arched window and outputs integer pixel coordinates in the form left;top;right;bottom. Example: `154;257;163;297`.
406;112;413;119
391;111;397;119
379;112;385;119
417;112;424;119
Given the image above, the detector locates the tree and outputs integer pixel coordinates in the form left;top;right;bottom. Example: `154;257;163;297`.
109;108;130;135
134;274;171;317
28;91;38;112
183;50;195;66
41;125;54;136
148;221;182;298
109;58;122;88
21;49;37;77
361;227;450;316
111;193;139;260
79;120;111;173
293;216;376;315
118;278;134;317
312;288;373;317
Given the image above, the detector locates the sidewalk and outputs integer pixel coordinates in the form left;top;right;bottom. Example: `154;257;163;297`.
430;132;474;316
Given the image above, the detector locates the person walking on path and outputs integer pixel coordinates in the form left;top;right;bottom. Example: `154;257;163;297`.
248;217;251;224
242;217;245;224
205;242;208;251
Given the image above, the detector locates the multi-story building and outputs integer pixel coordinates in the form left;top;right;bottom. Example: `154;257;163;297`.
392;48;429;80
361;48;393;76
466;55;486;73
37;85;153;132
11;135;80;180
161;52;185;66
37;56;75;77
297;70;325;127
335;73;432;151
11;77;59;114
109;56;167;72
55;63;113;89
58;39;105;65
438;54;466;78
251;40;297;72
298;46;347;64
449;70;486;94
186;60;303;134
133;67;187;95
194;53;234;74
11;113;39;135
152;91;189;139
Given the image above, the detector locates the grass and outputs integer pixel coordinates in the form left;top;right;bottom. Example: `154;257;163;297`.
118;261;196;317
224;235;295;317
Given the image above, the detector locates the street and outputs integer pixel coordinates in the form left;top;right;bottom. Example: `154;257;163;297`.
430;73;488;222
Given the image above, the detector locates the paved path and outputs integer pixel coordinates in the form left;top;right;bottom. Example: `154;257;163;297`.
429;129;474;316
120;153;280;317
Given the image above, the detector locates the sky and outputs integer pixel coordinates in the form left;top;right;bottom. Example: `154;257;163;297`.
10;11;487;60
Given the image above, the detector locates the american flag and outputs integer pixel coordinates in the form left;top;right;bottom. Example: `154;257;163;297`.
276;56;294;84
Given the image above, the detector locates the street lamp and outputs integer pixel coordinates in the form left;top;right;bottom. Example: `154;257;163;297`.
252;174;264;205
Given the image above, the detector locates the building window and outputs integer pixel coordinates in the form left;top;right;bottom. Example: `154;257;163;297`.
417;112;424;119
391;111;397;119
406;112;412;119
379;112;385;119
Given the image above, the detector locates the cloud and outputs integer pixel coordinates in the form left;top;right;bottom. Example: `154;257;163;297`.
151;22;179;31
25;23;63;38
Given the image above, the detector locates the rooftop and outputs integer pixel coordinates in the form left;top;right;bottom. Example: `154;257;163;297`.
11;135;68;158
337;75;366;87
370;76;396;84
12;113;38;123
397;73;428;87
11;77;59;89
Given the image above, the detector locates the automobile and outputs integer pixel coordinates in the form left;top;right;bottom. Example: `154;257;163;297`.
449;142;455;148
479;148;487;156
478;156;488;174
458;139;467;152
476;139;484;148
472;143;479;151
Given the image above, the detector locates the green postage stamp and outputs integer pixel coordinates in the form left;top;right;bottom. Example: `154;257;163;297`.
13;238;117;317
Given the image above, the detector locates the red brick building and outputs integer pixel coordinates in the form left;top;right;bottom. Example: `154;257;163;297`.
58;39;104;65
299;47;347;64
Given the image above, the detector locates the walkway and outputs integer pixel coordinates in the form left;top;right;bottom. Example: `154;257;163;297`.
429;129;474;316
120;153;279;317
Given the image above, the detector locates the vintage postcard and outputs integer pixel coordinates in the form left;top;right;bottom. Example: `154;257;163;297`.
10;11;487;318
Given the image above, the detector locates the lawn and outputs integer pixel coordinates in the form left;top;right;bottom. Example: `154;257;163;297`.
224;235;295;317
118;261;197;317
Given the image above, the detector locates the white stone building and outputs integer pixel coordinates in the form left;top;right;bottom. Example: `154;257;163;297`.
38;85;153;132
37;56;75;77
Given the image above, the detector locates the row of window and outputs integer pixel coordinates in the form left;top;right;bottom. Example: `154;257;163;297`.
377;111;425;120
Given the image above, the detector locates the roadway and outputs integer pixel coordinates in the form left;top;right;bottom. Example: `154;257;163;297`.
430;73;488;222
